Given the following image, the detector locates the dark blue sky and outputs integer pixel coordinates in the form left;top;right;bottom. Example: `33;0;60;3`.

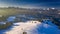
0;0;60;8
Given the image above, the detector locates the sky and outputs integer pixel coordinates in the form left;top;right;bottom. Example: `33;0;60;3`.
0;0;60;8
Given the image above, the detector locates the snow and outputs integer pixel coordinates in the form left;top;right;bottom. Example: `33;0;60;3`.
0;20;60;34
0;22;6;25
7;16;16;22
5;21;41;34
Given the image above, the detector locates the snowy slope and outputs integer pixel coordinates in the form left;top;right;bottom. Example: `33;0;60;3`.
5;21;41;34
0;20;60;34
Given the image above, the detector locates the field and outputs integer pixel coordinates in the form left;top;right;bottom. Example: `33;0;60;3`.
0;8;38;17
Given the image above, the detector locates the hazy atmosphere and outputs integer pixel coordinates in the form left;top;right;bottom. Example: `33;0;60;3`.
0;0;60;8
